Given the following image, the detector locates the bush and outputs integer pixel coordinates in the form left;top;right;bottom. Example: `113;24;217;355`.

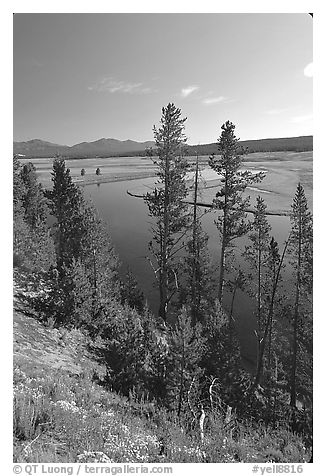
13;366;161;463
13;216;55;275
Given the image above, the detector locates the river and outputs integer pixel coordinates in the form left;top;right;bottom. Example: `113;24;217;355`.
83;176;293;368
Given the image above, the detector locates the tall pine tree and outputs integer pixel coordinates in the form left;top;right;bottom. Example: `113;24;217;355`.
287;183;313;408
145;103;190;321
45;157;87;277
13;156;55;276
253;236;289;389
45;158;119;327
13;156;25;218
181;154;212;324
243;196;271;367
20;162;47;229
209;121;265;303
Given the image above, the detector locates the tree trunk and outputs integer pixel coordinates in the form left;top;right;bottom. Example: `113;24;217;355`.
218;172;228;303
257;236;262;350
228;283;237;363
191;155;200;322
290;214;302;408
218;242;226;302
177;340;185;417
160;149;170;321
253;237;289;389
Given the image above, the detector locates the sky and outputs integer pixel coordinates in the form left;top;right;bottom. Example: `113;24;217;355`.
13;13;313;145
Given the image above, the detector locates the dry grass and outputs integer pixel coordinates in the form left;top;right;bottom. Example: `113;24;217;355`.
13;309;105;379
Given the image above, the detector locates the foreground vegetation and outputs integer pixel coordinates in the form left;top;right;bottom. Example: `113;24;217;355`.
13;103;312;463
13;315;311;463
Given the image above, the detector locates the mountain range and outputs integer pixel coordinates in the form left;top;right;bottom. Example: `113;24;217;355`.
13;138;156;158
13;135;313;158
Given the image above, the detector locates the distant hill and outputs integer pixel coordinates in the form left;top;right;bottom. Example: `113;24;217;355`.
69;138;156;156
13;135;313;158
13;139;69;157
186;135;313;156
13;138;156;158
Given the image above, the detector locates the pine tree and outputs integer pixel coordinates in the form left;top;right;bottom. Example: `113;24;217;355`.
182;154;212;324
59;206;119;328
52;258;94;327
44;158;119;326
13;214;55;275
13;156;27;266
145;103;190;321
252;237;290;421
80;203;120;304
265;238;282;373
20;162;47;229
201;300;247;410
166;307;205;416
226;268;246;349
120;267;145;313
209;121;265;303
13;156;55;276
88;299;161;397
243;196;271;365
139;304;169;402
13;156;25;218
288;183;313;408
253;236;289;389
45;157;88;276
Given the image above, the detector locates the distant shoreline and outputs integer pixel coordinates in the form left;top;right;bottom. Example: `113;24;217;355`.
76;171;157;187
41;171;157;189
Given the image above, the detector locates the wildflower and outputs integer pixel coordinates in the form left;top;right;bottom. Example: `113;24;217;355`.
77;451;113;463
54;400;81;413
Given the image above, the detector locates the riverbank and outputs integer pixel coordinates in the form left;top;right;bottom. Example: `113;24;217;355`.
40;171;158;189
75;171;157;187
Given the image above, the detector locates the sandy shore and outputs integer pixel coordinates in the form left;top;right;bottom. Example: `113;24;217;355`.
41;171;157;189
75;171;157;187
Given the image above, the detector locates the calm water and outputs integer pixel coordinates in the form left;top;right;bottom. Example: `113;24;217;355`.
83;177;292;366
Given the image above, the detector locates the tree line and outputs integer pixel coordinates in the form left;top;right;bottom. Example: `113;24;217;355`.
144;104;312;421
13;103;313;447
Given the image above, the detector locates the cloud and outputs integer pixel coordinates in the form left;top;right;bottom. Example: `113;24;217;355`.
266;108;288;115
202;96;227;105
291;114;313;123
88;77;152;94
304;62;313;78
181;85;199;97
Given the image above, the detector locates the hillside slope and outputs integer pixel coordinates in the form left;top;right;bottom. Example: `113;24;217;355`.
13;310;105;378
13;306;162;463
13;301;311;464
